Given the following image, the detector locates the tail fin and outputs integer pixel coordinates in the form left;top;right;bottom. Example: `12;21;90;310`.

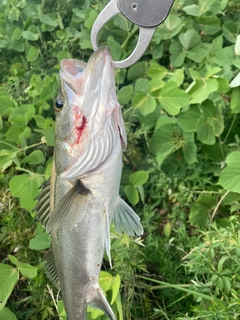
89;287;116;320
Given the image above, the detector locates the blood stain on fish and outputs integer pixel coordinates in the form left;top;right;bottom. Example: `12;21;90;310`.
73;106;87;144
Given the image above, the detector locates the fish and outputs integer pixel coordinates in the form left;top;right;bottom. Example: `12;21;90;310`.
35;46;143;320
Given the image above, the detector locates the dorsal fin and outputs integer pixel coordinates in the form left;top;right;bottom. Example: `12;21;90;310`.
35;179;51;227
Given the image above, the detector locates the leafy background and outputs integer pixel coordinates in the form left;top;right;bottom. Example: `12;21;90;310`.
1;0;240;319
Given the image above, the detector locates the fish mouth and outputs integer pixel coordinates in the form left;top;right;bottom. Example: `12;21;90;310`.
60;46;112;94
56;47;118;177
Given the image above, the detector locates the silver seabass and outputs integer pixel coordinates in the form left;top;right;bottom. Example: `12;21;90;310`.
36;47;143;320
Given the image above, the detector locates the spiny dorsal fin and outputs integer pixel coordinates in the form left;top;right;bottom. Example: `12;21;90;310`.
35;179;51;227
46;179;90;233
113;197;143;237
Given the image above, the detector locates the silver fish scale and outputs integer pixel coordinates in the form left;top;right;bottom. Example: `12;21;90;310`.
51;142;122;320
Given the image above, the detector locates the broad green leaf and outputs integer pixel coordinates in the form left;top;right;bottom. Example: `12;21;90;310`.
169;69;184;86
200;100;224;137
0;149;19;172
169;42;186;67
132;92;156;116
87;306;104;318
230;87;240;114
147;64;167;79
134;78;149;93
182;132;197;164
41;14;58;26
117;85;133;105
84;9;98;29
99;271;114;291
0;264;19;311
158;82;190;115
11;27;22;41
0;92;14;116
199;0;221;15
0;307;17;320
107;36;123;61
219;152;240;193
216;77;230;94
128;62;145;80
187;78;219;104
129;171;149;186
8;104;35;125
124;185;139;205
21;150;44;165
19;263;38;279
163;222;172;238
5;125;31;142
57;301;66;320
212;35;223;54
111;274;121;304
148;78;165;94
56;51;72;63
214;47;234;67
11;39;25;52
22;25;39;41
179;30;200;50
197;16;221;35
9;173;44;212
150;124;182;165
29;223;51;251
138;105;161;131
183;5;200;16
8;255;37;279
222;21;238;43
177;105;201;132
155;115;176;130
26;45;39;62
189;195;217;228
164;15;182;37
187;47;207;63
7;255;20;267
196;117;215;145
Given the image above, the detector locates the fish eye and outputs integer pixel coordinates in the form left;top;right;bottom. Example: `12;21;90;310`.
54;95;64;111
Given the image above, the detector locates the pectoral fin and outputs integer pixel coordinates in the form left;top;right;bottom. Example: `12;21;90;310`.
113;197;143;236
46;180;90;233
89;287;116;320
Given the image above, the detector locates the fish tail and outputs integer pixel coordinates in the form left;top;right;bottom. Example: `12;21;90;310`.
89;287;116;320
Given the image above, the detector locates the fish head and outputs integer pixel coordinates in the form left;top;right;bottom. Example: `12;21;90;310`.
54;46;126;176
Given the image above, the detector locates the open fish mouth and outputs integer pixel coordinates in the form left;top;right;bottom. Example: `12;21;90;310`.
54;46;122;178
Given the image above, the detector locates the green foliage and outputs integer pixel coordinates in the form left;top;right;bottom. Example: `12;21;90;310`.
1;0;240;319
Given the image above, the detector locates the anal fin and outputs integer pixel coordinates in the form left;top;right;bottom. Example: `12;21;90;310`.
113;197;143;236
103;207;111;268
89;287;116;320
44;248;59;288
